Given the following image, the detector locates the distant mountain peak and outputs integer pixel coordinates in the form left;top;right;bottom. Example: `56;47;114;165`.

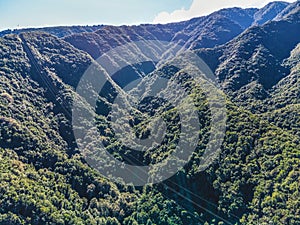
274;0;300;20
253;1;290;25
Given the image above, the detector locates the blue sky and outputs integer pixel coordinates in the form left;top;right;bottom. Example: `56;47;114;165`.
0;0;296;31
0;0;193;30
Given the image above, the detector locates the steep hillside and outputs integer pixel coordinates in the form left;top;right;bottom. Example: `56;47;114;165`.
275;0;300;20
253;1;290;25
259;43;300;137
0;1;299;225
0;30;299;225
62;2;293;70
64;7;261;59
0;33;142;225
197;6;300;112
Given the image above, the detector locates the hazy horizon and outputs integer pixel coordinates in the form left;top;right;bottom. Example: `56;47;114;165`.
0;0;296;31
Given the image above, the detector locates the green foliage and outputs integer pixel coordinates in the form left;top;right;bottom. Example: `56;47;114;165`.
0;5;299;225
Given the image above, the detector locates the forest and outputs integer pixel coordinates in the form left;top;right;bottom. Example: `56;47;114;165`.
0;1;299;224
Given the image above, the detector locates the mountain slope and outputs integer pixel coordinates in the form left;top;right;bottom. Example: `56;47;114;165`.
63;6;277;59
197;6;300;111
275;0;300;20
0;1;299;225
0;30;299;224
253;1;290;25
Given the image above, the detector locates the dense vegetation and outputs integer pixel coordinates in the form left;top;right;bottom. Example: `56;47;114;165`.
0;25;104;38
0;1;299;224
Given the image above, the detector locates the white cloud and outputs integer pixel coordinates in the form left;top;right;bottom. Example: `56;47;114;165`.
153;0;295;24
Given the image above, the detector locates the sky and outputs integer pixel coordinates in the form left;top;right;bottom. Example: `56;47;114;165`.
0;0;296;31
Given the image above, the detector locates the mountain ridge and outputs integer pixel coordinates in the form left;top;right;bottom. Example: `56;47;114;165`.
0;1;299;224
0;1;292;40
